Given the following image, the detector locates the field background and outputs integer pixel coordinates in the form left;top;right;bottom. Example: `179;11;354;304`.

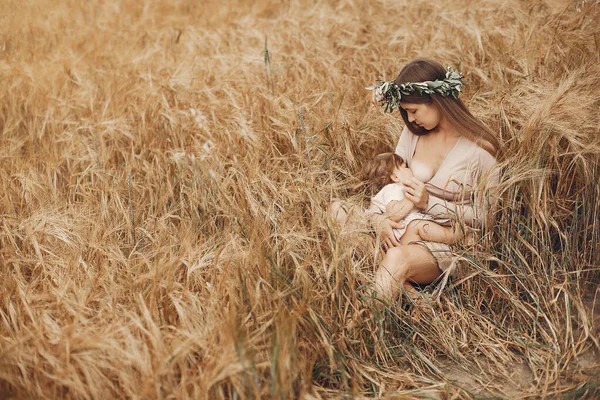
1;0;600;398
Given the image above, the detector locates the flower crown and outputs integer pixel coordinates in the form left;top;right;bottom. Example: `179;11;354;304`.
366;67;466;113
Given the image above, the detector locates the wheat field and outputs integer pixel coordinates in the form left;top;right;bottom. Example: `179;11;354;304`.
1;0;599;398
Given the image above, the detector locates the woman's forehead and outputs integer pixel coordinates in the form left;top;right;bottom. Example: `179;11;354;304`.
399;102;421;110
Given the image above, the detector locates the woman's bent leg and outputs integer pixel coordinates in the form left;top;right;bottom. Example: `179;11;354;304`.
374;244;441;302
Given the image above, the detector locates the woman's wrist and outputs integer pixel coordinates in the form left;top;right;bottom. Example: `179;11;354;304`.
417;194;430;210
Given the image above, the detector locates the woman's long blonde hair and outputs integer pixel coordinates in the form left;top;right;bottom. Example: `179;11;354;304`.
394;58;501;157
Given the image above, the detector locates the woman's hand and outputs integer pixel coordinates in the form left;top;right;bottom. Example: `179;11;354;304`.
370;214;404;251
403;177;429;210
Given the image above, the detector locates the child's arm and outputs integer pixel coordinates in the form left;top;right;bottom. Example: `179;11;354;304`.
385;198;415;222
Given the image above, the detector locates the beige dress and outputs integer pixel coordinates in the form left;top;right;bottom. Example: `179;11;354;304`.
394;126;499;272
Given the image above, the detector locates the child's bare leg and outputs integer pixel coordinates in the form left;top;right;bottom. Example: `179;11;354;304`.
329;200;350;226
328;199;376;257
329;200;365;228
419;222;462;244
400;220;463;245
415;222;458;244
399;224;422;246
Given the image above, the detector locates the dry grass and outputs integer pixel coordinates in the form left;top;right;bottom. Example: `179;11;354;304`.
1;0;599;398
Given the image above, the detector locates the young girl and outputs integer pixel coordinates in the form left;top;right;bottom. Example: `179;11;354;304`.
362;152;461;246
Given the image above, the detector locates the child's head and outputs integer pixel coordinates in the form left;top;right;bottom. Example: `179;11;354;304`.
361;152;414;190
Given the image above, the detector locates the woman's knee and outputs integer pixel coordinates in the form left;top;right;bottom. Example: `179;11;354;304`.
382;246;411;278
375;247;411;299
384;246;407;262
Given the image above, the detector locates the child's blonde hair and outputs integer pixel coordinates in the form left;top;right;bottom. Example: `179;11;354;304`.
361;152;405;191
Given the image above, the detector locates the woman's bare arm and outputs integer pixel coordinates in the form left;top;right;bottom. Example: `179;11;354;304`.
369;213;404;249
426;197;475;225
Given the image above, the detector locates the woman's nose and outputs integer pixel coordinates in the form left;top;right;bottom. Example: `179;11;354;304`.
408;114;415;123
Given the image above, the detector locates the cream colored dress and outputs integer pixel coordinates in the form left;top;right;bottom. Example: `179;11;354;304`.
394;126;499;272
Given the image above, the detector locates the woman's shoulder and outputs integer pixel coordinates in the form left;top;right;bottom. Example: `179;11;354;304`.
395;126;416;158
398;125;415;141
459;136;497;165
476;142;497;168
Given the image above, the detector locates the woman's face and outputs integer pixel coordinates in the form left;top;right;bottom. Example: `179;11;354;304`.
399;101;442;131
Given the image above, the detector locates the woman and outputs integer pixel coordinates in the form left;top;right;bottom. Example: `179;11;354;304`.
367;58;500;302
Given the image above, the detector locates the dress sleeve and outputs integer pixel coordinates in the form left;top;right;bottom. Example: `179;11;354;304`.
394;126;411;161
426;197;476;226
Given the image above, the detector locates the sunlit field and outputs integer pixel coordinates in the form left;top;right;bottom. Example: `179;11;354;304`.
1;0;599;398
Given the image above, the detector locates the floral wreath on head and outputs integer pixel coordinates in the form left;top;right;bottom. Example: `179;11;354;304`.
366;67;466;113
